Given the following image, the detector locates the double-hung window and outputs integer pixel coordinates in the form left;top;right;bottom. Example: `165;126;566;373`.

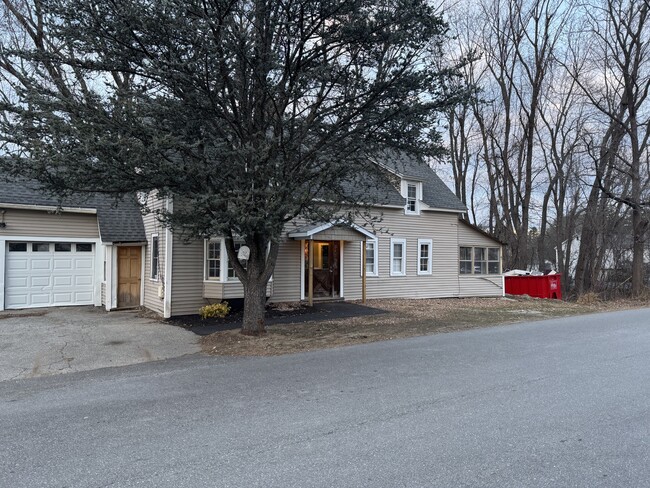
406;183;417;213
206;240;221;280
360;239;378;277
417;239;432;275
460;247;473;274
390;238;406;276
151;235;159;280
227;242;246;280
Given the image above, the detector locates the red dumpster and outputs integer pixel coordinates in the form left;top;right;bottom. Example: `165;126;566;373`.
504;274;562;299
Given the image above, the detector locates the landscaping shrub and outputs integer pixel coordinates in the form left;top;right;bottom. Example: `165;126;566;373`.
199;302;231;319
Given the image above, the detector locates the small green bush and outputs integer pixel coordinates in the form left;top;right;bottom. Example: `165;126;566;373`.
199;302;231;319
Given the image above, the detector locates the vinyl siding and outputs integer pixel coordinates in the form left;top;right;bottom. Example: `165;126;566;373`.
142;194;165;315
170;238;206;315
343;209;462;300
268;238;302;302
0;209;99;238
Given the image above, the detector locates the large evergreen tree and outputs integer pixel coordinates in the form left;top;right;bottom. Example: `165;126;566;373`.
1;0;461;333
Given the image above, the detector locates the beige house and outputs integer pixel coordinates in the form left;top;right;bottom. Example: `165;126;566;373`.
140;155;505;318
1;156;504;316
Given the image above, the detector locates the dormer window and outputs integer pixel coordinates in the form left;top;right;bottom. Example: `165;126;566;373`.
403;180;421;215
407;184;417;212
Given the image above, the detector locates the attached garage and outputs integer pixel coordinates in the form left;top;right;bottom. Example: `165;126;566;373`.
0;180;146;312
5;241;96;309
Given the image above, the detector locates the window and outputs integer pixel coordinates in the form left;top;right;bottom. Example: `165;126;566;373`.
390;238;406;276
460;247;472;274
227;242;246;280
76;243;93;252
314;242;329;270
406;183;417;213
206;240;221;280
417;239;432;275
55;243;71;252
474;247;486;274
360;239;378;277
488;248;501;274
32;243;50;252
151;234;159;280
459;246;501;275
8;242;26;252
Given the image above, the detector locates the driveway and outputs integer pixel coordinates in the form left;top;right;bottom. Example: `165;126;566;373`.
0;307;199;382
2;308;650;487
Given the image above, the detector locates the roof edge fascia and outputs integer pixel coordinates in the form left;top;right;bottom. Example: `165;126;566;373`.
0;202;97;214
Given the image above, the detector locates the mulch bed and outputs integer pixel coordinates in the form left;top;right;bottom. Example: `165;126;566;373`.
169;300;386;335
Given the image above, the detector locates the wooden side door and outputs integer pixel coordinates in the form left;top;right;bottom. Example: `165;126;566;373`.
118;246;142;308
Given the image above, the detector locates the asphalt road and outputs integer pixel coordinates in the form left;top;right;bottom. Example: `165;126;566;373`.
2;308;650;488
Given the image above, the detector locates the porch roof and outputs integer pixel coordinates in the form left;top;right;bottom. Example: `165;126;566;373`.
287;221;375;241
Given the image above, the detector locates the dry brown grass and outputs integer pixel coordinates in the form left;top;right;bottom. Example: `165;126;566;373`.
201;296;650;357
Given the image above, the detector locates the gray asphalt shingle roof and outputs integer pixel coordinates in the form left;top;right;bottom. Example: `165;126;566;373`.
0;179;146;243
373;151;467;212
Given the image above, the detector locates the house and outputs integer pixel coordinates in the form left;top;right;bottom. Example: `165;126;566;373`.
0;155;504;316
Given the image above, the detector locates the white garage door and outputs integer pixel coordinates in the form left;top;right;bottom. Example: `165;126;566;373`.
5;242;95;309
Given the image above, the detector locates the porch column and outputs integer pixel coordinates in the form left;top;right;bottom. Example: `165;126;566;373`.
308;239;314;306
362;238;367;304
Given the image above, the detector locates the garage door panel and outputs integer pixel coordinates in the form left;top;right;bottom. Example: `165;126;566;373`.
30;276;51;287
74;275;93;286
30;294;51;306
5;241;95;309
75;259;94;269
73;292;93;302
52;293;73;304
53;275;72;287
53;259;73;270
5;295;28;307
7;276;29;288
7;258;28;271
30;259;53;270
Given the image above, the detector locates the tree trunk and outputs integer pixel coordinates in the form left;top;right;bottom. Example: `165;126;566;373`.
242;277;268;335
631;207;647;296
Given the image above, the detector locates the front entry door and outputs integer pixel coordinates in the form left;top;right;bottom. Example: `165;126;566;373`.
305;241;340;298
118;246;142;308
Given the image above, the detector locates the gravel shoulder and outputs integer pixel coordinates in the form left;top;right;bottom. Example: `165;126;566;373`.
201;296;650;356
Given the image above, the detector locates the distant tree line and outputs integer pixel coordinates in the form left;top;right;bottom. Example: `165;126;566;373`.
444;0;650;297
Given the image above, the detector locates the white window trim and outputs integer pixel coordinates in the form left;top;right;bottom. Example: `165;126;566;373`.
417;239;433;275
459;246;502;276
204;238;225;282
226;241;245;282
390;238;407;277
150;234;159;281
360;238;379;277
402;180;422;215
